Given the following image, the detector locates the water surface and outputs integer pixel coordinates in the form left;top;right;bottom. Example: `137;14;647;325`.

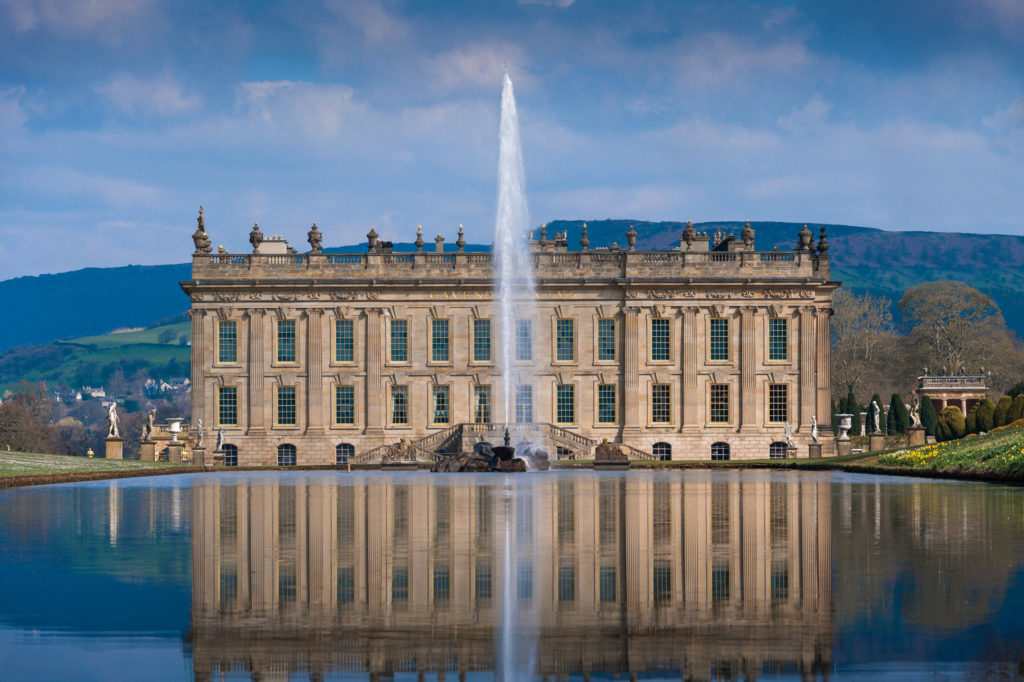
1;470;1022;681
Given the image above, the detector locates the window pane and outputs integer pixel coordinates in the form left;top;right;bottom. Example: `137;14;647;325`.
556;319;574;361
392;386;408;424
598;319;616;361
516;385;533;423
515;319;532;361
432;318;449;362
558;564;575;603
219;386;237;425
476;561;492;602
598;384;617;423
654;560;672;604
335;319;354;362
433;385;450;424
277;444;296;466
335;385;354;424
710;318;729;361
651;318;670;360
653;442;671;460
711;442;730;461
769;318;788;361
474;319;491;362
392;566;409;602
652;384;671;423
277;387;296;425
599;566;617;603
277;320;296;362
474;385;491;424
336;443;354;465
222;443;238;466
218;320;237;363
769;384;788;422
710;384;729;423
556;384;575;424
390;319;408;362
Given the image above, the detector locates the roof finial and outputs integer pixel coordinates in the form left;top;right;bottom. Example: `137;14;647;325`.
456;224;466;253
191;206;212;254
580;222;590;251
415;224;424;253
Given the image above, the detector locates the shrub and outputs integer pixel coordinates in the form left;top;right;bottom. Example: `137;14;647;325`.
887;394;910;434
1007;382;1024;398
1009;395;1024;424
994;396;1012;428
976;399;996;433
937;406;966;442
965;405;978;435
920;396;939;437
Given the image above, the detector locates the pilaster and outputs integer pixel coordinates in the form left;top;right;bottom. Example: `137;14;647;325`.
799;307;816;430
190;308;205;428
816;307;833;430
622;307;642;437
739;307;757;432
247;309;266;433
682;307;699;432
365;308;385;436
306;309;324;433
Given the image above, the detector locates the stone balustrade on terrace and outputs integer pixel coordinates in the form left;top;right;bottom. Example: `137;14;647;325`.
191;249;827;281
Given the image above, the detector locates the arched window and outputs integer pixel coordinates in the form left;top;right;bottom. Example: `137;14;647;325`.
769;442;789;459
222;443;238;467
711;442;730;461
277;443;297;467
556;446;574;460
653;442;672;461
336;443;354;466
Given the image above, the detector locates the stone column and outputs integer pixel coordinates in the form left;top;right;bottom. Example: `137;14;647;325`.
622;308;642;438
815;307;832;431
190;308;205;432
799;308;816;430
740;307;757;431
307;309;324;433
365;309;385;436
247;309;266;433
682;307;699;431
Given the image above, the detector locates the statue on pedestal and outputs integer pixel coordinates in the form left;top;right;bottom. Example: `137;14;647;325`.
909;396;922;428
249;223;264;252
870;399;882;434
195;418;205;448
810;415;819;444
106;402;120;439
307;223;323;254
216;428;225;452
141;408;156;441
191;207;212;255
783;423;796;449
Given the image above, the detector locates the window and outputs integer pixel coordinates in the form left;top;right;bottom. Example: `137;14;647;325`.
769;383;789;423
335;385;355;425
710;384;729;423
598;384;617;423
218;386;238;425
653;442;672;461
515;319;532;361
598;319;616;361
651;318;670;361
434;566;450;605
222;443;238;467
218;320;237;363
517;563;533;602
652;384;671;423
277;443;296;466
335;319;354;362
556;446;574;460
473;319;491;362
277;386;296;425
654;560;672;604
475;561;492;602
769;318;788;361
433;385;450;424
390;319;408;362
392;385;408;424
600;566;617;603
559;565;576;603
279;564;297;603
772;563;789;602
392;566;409;602
556;319;574;361
710;318;729;361
277;319;296;362
337;567;354;604
556;384;575;424
711;442;730;461
769;442;789;459
516;385;533;423
431;318;449;362
712;562;730;603
474;385;491;424
336;443;354;465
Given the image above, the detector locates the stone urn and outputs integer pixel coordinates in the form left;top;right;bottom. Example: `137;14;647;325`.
167;418;184;443
836;414;853;441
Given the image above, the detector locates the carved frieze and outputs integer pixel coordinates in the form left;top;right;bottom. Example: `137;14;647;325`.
627;287;816;301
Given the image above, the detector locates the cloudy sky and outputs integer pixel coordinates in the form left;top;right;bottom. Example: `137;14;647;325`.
1;0;1022;278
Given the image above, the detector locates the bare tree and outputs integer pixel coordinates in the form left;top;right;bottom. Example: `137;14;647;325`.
831;289;901;396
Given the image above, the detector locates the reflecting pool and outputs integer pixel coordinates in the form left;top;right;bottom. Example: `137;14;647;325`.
1;471;1023;681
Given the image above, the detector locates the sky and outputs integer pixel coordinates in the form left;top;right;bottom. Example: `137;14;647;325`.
1;0;1022;278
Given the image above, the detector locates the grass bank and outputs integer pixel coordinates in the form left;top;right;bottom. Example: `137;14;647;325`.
0;451;195;489
876;421;1024;481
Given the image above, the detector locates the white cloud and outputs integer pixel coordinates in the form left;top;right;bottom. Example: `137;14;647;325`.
236;81;358;139
15;167;167;207
323;0;408;44
984;98;1024;130
778;95;831;132
97;74;201;117
425;43;530;92
1;0;154;35
0;86;28;134
519;0;575;7
677;32;810;87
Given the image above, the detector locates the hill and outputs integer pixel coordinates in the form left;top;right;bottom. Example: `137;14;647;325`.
2;221;1023;358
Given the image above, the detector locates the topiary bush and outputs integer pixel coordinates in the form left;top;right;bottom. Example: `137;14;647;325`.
920;395;939;437
937;405;966;442
965;405;978;435
1008;395;1024;424
887;394;910;434
994;396;1012;428
976;399;996;433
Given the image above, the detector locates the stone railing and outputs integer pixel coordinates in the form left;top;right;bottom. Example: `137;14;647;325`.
192;249;826;281
918;375;989;390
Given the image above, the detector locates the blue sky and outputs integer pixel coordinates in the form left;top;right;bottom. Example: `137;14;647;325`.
1;0;1022;277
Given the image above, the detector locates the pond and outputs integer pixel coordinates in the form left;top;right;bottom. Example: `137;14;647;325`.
1;470;1022;681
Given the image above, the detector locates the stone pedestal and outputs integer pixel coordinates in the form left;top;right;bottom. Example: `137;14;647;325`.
868;433;886;452
139;440;156;462
787;445;798;459
192;447;206;468
907;427;926;447
212;449;225;466
167;444;184;464
835;440;852;457
808;443;822;459
105;437;123;460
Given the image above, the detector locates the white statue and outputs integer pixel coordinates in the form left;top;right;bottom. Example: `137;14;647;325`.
195;418;205;448
216;428;225;452
909;396;922;428
783;423;795;449
810;415;819;444
870;399;882;434
106;402;120;439
141;408;156;441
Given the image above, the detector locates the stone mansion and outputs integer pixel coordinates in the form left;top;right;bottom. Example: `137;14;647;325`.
182;212;838;466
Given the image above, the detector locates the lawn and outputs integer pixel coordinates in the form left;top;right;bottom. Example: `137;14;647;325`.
878;422;1024;479
0;451;176;478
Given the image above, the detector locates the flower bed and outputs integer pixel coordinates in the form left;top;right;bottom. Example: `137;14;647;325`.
878;421;1024;479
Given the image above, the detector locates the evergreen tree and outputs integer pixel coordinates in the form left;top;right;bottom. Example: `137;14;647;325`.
938;405;966;441
994;396;1012;428
975;399;996;433
887;394;909;434
1008;395;1024;424
965;405;978;435
844;386;861;436
920;396;939;437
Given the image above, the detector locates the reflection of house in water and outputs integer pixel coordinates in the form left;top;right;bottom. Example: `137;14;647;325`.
190;473;832;680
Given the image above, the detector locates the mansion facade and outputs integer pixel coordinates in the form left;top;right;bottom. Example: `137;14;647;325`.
182;216;838;466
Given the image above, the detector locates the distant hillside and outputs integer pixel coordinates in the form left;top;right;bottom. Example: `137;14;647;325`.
2;221;1023;356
